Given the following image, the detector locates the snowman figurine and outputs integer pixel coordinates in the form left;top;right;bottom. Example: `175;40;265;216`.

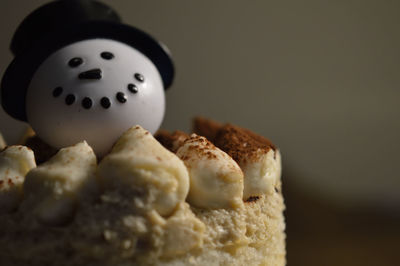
1;0;174;156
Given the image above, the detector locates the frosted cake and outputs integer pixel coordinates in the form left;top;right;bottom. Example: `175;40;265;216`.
0;117;285;266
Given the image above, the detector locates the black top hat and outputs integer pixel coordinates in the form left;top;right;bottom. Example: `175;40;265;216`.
1;0;174;122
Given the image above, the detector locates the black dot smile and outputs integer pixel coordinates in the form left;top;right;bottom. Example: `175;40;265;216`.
82;97;93;109
53;67;143;109
134;73;144;82
128;83;138;93
65;94;76;105
116;92;127;103
52;86;63;97
101;97;111;109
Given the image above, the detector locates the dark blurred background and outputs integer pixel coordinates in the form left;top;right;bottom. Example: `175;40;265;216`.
0;1;399;265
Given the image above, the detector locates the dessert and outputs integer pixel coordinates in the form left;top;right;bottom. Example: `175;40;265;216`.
0;1;285;265
0;117;285;265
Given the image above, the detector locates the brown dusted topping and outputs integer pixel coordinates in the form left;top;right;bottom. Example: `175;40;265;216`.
193;117;277;164
214;124;275;163
240;127;277;151
155;130;189;153
180;135;219;161
155;130;175;151
180;155;189;161
193;116;222;142
245;196;260;203
206;151;216;159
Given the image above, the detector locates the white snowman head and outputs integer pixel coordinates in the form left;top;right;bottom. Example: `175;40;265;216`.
26;39;165;155
1;0;175;156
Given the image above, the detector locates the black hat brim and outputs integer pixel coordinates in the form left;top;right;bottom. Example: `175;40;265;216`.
1;21;174;122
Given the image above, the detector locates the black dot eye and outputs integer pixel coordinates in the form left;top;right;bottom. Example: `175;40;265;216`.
134;73;144;82
101;52;114;60
128;83;138;93
68;57;83;67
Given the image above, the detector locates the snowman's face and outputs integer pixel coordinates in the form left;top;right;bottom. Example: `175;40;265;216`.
26;39;165;156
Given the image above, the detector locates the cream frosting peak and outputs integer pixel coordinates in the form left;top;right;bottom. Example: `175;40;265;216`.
0;146;36;213
98;125;190;217
22;141;98;225
176;134;244;209
193;118;281;200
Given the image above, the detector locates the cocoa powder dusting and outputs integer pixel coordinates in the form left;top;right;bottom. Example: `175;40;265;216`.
241;127;276;151
193;117;277;164
193;117;222;142
182;135;219;160
214;124;275;163
155;130;175;151
155;130;189;153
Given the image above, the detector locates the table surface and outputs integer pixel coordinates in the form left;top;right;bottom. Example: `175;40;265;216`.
284;169;400;266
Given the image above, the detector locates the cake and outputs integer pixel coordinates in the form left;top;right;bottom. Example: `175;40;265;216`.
0;117;285;266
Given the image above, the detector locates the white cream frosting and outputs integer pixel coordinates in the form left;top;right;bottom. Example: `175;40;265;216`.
0;146;36;213
176;134;244;209
241;149;281;200
22;141;98;225
97;126;190;217
0;123;281;220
